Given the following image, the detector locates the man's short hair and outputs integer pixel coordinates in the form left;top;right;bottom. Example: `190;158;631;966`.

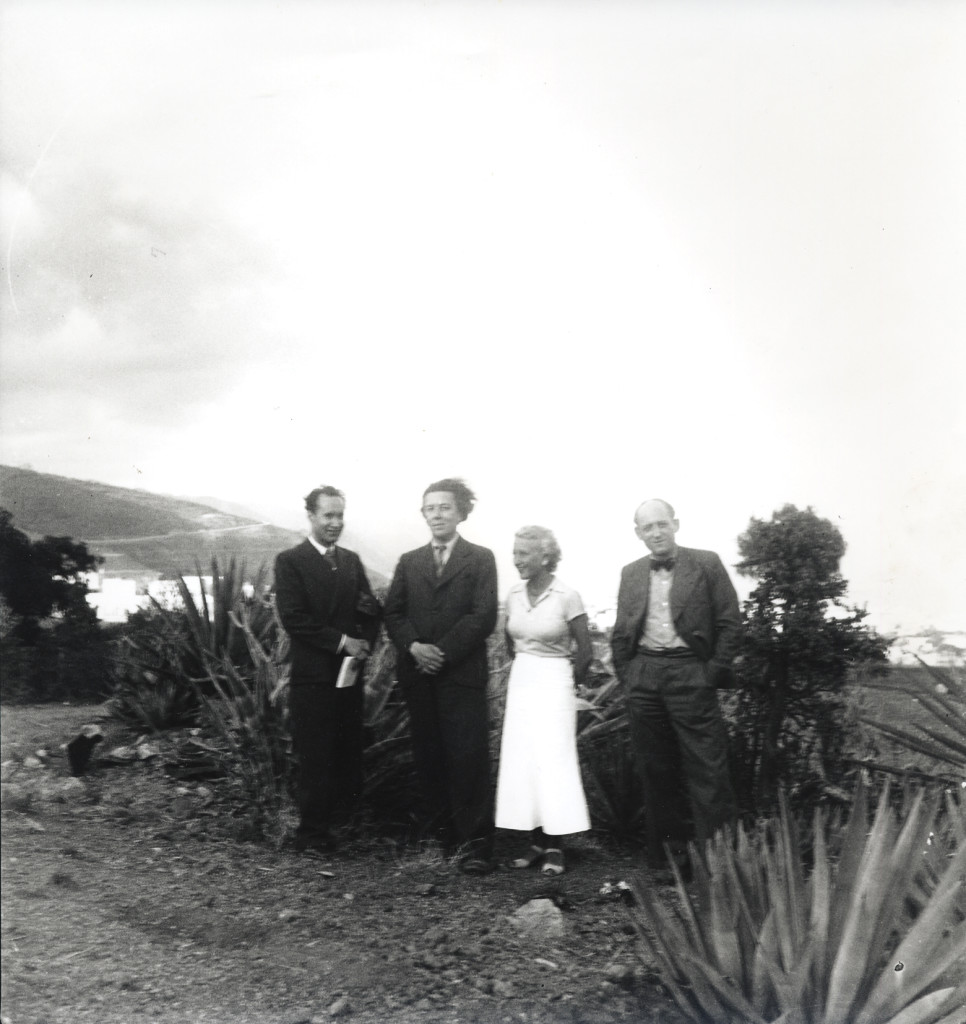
422;478;476;520
514;525;562;573
635;498;676;521
304;485;345;513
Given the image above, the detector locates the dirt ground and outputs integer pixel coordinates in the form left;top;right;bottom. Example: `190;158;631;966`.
1;704;687;1024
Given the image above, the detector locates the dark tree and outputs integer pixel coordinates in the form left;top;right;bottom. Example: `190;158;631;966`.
0;508;102;641
729;504;888;812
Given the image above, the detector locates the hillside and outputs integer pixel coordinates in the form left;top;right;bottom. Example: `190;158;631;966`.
0;465;387;585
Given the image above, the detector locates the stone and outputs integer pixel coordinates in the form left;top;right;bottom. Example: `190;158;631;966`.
604;963;637;987
22;755;44;769
170;795;192;819
135;742;160;761
1;783;31;811
278;908;300;922
507;898;566;940
104;745;137;763
491;979;515;998
327;995;351;1017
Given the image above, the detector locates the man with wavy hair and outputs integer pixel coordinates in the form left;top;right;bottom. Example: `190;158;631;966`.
385;478;498;874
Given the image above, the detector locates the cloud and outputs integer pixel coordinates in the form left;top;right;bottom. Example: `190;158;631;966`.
1;154;289;433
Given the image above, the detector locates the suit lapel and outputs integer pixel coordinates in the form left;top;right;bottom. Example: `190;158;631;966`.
417;543;438;586
301;540;340;616
670;547;698;619
629;557;652;636
435;536;469;589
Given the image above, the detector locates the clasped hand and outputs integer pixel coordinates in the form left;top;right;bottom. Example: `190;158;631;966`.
410;641;445;675
343;637;371;659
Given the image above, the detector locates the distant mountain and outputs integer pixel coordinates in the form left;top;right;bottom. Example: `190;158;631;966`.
0;465;388;586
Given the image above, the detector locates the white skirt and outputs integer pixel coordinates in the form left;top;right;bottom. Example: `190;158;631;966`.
494;653;590;835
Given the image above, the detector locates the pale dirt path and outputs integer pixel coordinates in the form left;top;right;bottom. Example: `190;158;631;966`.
1;705;680;1024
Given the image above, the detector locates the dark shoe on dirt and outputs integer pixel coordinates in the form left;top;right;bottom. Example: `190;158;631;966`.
541;849;565;876
459;855;494;876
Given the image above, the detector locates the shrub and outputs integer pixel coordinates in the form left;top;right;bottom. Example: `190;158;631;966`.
192;600;294;841
854;660;966;781
628;782;966;1024
110;607;202;730
109;558;275;732
355;626;423;832
577;675;646;841
733;505;890;815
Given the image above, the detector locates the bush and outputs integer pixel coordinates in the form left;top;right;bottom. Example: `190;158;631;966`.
854;660;966;782
733;505;890;815
192;600;295;841
109;558;276;732
110;607;202;730
0;597;116;704
628;781;966;1024
577;675;646;841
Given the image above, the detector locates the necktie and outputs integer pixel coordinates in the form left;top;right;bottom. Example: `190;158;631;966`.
434;545;446;577
650;558;675;572
323;547;337;571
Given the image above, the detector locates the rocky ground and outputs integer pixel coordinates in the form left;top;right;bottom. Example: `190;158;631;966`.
1;705;689;1024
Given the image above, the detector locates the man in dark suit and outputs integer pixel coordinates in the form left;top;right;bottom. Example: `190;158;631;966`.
385;478;498;874
274;485;381;854
611;498;740;876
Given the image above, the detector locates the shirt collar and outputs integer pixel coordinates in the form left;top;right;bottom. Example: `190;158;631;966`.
307;535;336;557
429;534;459;557
511;575;562;605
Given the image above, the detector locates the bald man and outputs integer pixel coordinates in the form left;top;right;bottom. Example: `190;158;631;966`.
611;498;740;878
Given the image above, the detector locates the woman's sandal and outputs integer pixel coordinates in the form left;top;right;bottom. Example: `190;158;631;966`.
508;845;546;869
541;849;565;876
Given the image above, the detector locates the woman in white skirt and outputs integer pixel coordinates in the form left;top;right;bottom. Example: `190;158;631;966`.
495;525;593;875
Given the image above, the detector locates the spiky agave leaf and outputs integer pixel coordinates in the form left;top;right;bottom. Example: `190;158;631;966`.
824;786;907;1022
856;847;966;1024
878;986;963;1024
705;841;744;985
627;876;713;1023
628;779;965;1024
806;805;831;1020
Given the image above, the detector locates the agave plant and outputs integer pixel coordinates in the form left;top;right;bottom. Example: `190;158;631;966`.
856;660;966;778
110;557;278;731
190;599;295;840
172;557;276;674
576;678;646;840
629;782;966;1024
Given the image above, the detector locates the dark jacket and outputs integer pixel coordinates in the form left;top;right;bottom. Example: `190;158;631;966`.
611;545;741;688
384;536;498;690
274;540;381;687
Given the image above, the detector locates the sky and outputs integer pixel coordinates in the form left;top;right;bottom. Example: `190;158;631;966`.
1;0;964;634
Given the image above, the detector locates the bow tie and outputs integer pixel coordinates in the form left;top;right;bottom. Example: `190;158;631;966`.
650;558;675;572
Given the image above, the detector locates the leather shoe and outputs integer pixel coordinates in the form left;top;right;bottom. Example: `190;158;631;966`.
540;849;565;876
459;855;494;876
